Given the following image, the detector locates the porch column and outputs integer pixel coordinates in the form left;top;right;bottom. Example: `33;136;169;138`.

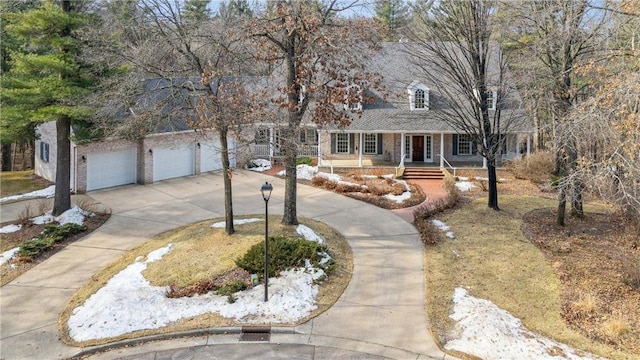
400;133;406;167
269;127;275;158
317;131;322;166
526;133;531;157
440;133;444;168
483;157;487;169
358;132;363;167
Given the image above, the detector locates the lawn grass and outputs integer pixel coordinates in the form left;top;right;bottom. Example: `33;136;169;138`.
59;215;352;347
425;195;632;360
0;170;50;197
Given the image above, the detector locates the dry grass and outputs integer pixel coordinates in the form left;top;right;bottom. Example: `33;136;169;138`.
58;215;352;347
571;293;598;314
0;170;52;197
602;315;630;339
423;195;636;360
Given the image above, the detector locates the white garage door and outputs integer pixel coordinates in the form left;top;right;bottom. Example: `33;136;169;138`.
201;138;236;172
153;144;195;181
87;148;137;191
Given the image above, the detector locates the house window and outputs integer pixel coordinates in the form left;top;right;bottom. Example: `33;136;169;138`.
336;133;350;154
486;90;497;110
364;133;378;154
408;81;429;110
40;142;50;162
255;129;269;144
457;134;473;155
415;89;426;109
299;128;318;144
345;85;362;111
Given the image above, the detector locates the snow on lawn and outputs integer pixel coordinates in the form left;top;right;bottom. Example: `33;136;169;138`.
0;247;20;267
432;219;455;239
68;225;331;342
455;181;475;192
446;288;603;360
277;164;319;181
0;185;55;203
0;224;22;234
31;205;92;226
211;218;262;228
296;224;325;243
245;159;272;172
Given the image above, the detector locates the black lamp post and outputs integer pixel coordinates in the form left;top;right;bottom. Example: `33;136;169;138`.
260;181;273;302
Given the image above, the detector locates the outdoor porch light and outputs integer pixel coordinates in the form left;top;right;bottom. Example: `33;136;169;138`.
261;181;273;302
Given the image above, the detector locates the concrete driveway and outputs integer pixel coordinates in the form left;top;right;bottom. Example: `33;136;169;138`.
0;170;449;360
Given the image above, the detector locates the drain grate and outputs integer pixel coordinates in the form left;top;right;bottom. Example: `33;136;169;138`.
239;326;271;342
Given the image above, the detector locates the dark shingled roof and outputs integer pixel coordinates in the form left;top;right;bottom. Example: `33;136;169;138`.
330;42;532;133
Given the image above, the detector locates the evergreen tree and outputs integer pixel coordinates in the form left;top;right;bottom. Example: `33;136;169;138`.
374;0;409;41
1;0;96;215
183;0;211;22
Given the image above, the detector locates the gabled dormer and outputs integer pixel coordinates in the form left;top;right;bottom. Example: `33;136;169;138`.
407;80;429;110
474;87;498;111
344;84;362;111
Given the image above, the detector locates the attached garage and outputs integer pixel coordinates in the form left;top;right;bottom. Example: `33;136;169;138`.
153;144;195;181
201;138;236;173
86;148;137;191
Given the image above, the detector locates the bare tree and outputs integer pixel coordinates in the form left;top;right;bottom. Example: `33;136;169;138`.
93;0;254;234
497;0;610;224
407;0;526;210
249;0;384;225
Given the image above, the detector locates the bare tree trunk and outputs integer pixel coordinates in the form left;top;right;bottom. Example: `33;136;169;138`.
52;115;71;216
557;184;567;226
220;128;235;235
487;159;499;210
282;123;298;225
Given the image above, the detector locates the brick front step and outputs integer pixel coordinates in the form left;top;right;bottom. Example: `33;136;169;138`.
402;168;445;180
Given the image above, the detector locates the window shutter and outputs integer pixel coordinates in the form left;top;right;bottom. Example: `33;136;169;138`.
331;134;336;154
377;134;383;154
349;133;355;154
40;142;44;161
452;135;458;156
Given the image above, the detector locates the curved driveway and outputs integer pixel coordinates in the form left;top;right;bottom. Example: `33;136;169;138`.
0;170;449;359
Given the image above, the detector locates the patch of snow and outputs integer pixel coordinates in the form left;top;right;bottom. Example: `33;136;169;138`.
0;224;22;234
211;218;262;228
445;288;603;360
455;181;475;192
384;190;412;204
296;224;325;243
0;185;55;203
431;219;450;231
31;205;91;226
0;247;20;266
246;159;272;172
475;176;488;181
68;244;326;342
445;232;456;239
457;176;469;181
277;164;319;181
315;171;342;183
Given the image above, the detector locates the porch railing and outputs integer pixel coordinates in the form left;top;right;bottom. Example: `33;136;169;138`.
440;154;457;177
250;144;318;158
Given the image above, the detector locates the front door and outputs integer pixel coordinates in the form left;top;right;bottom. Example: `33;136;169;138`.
412;135;424;162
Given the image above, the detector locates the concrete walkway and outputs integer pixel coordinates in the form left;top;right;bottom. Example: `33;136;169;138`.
0;170;453;360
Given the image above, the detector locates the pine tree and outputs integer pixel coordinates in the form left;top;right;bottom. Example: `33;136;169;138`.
374;0;409;41
1;0;96;215
183;0;211;22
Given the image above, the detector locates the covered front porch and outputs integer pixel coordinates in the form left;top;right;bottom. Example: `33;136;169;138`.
318;131;531;170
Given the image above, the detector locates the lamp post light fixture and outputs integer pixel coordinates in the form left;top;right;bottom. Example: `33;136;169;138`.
260;182;273;302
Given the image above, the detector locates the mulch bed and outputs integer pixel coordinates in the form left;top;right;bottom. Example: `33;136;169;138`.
522;208;640;354
0;213;111;286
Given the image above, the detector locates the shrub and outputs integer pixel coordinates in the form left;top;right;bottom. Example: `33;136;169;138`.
235;236;333;278
296;157;313;166
413;177;460;246
508;151;554;184
216;280;248;297
18;223;87;259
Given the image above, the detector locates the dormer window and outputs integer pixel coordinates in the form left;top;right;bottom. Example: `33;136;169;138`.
474;88;498;110
407;81;429;110
345;84;362;111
